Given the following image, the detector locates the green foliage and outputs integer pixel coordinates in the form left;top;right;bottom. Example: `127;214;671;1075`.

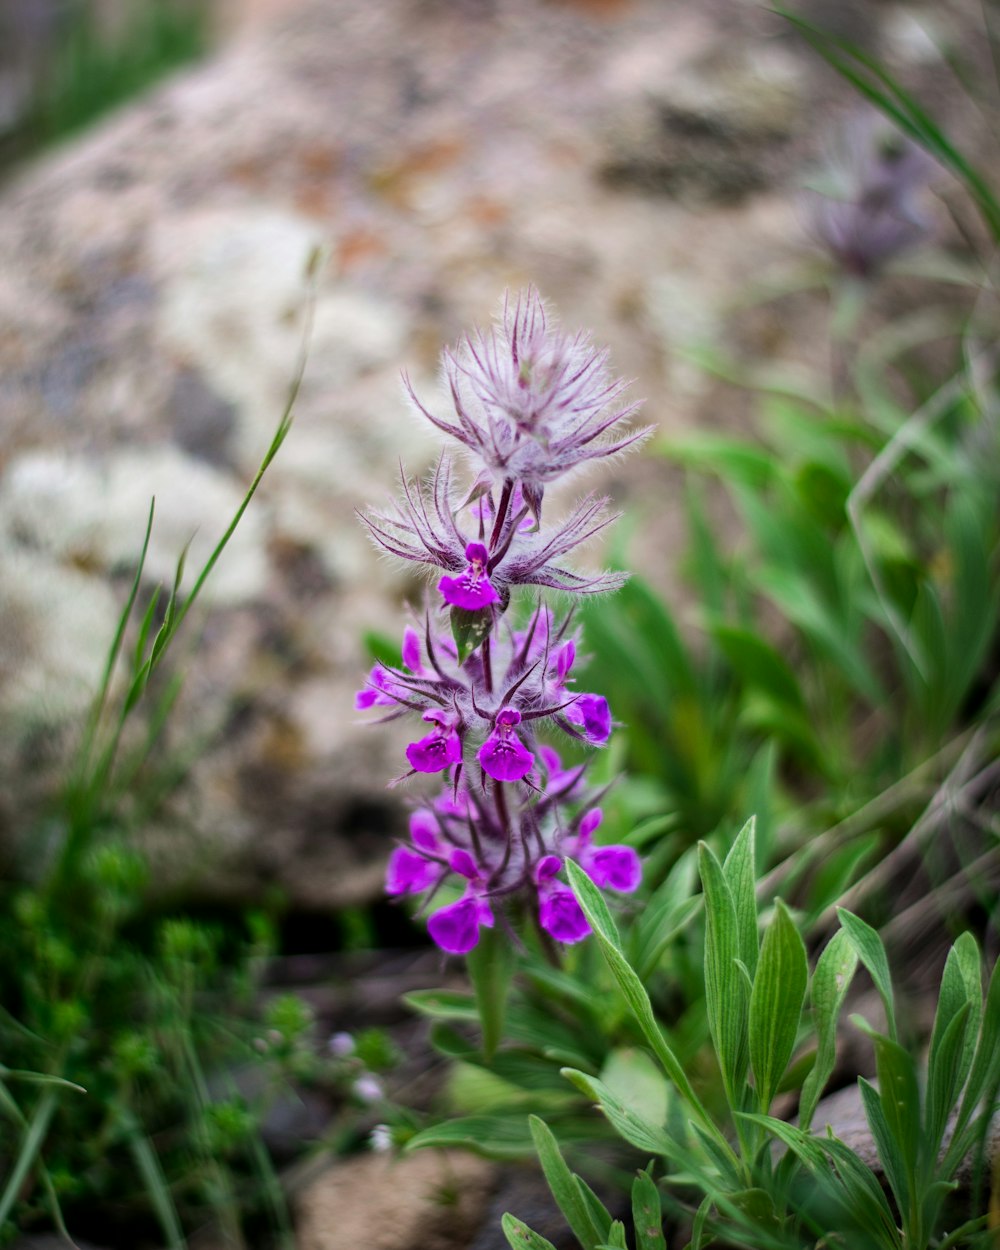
6;0;210;172
503;834;1000;1250
0;256;329;1242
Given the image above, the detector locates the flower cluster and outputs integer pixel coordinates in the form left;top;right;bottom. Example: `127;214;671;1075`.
358;290;648;953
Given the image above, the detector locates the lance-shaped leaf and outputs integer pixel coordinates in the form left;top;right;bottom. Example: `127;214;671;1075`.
698;842;749;1107
529;1115;601;1250
749;899;808;1113
723;816;759;980
799;928;858;1130
837;908;896;1039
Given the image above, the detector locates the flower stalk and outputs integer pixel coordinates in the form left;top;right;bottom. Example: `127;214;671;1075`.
358;290;650;954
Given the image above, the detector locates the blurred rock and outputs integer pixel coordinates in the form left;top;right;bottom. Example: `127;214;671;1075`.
600;44;807;202
297;1149;496;1250
0;0;976;909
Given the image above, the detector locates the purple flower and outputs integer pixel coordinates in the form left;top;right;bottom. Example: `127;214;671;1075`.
565;693;612;745
567;808;642;894
386;846;441;896
405;710;463;774
538;885;590;944
355;665;398;711
479;707;534;782
438;541;501;610
806;112;936;278
586;845;642;892
427;893;495;954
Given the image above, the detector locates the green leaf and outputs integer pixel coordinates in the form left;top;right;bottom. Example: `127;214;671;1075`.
450;604;494;664
951;952;1000;1156
710;625;805;712
698;842;748;1107
403;989;479;1021
560;1069;680;1161
925;934;981;1158
749;899;808;1112
529;1115;601;1250
723;816;759;979
736;1111;826;1170
502;1213;559;1250
836;909;896;1039
799;929;859;1130
600;1221;628;1250
576;1178;614;1245
663;432;778;489
407;1114;593;1160
821;1137;900;1250
467;922;515;1059
858;1077;909;1214
632;1170;665;1250
0;1087;59;1230
870;1031;921;1186
600;1049;669;1130
126;1125;186;1250
924;1001;972;1170
564;860;722;1144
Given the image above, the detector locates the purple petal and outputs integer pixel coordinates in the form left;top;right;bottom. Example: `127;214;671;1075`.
409;810;440;852
402;627;422;673
479;730;534;782
566;693;612;744
386;847;438;896
438;570;500;610
355;666;395;710
427;896;491;955
538;887;591;944
406;729;462;774
579;808;603;839
449;848;479;879
555;641;575;683
586;846;642;893
535;854;562;885
438;541;500;610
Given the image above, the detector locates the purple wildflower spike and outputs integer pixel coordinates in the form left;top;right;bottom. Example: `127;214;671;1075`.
405;709;462;774
479;707;534;782
359;290;647;956
427;893;495;955
438;541;501;610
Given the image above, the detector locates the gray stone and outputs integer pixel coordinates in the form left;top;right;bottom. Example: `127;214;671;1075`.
0;0;974;908
296;1149;496;1250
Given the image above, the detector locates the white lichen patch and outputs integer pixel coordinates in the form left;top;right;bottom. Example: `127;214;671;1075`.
0;550;120;728
150;207;411;471
0;446;270;607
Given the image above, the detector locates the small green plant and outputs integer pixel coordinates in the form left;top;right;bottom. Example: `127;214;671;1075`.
4;0;210;173
0;254;323;1245
504;818;1000;1250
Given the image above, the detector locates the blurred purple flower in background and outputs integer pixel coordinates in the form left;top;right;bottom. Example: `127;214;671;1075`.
806;111;937;278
